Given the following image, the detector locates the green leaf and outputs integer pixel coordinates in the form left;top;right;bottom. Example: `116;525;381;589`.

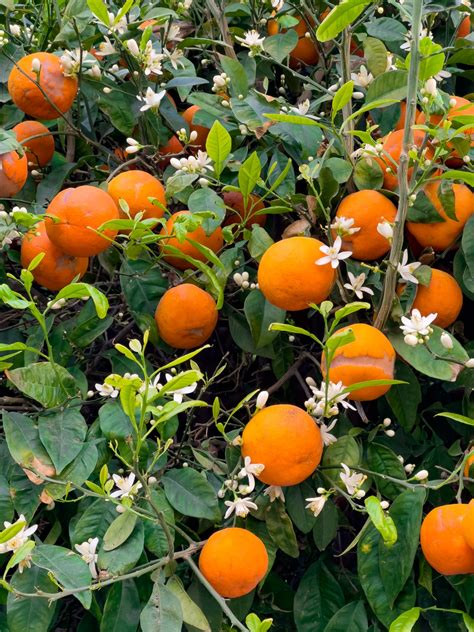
188;188;226;233
462;215;474;279
385;362;421;432
162;469;219;519
103;511;137;551
435;411;474;426
332;302;370;328
244;290;285;349
166;576;211;631
366;70;409;103
6;362;78;407
365;496;397;546
366;18;407;42
45;442;98;500
264;113;327;127
99;400;134;439
323;157;353;184
324;601;368;632
248;225;274;261
31;544;92;608
142;489;175;557
98;522;144;575
98;89;138;136
70;499;117;546
219;54;249;98
0;521;26;544
205;120;231;178
364;38;388;76
388;607;421;632
3;540;35;578
316;0;371;42
238;152;261;203
407;190;444;223
54;283;109;319
7;567;56;632
38;409;87;472
312;500;338;551
353;156;384;190
265;502;299;558
286;482;318;534
141;581;183;632
322;435;360;482
294;560;344;631
3;411;55;479
440;170;474;187
264;29;299;64
87;0;109;24
389;328;468;382
407;38;444;83
100;580;140;632
332;81;354;122
367;443;407;500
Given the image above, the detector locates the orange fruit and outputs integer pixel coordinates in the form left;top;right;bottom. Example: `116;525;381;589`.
321;323;395;401
107;170;167;221
8;52;78;120
159;210;224;270
393;101;421;132
241;404;323;486
417;96;474;131
406;181;474;252
155;283;218;349
13;120;55;168
223;191;267;228
199;528;268;598
333;190;397;260
461;500;474;549
21;220;88;291
45;185;119;257
458;15;471;38
420;503;474;575
257;236;336;311
409;269;463;329
374;129;434;191
268;16;319;66
464;452;474;478
0;150;28;198
182;105;209;150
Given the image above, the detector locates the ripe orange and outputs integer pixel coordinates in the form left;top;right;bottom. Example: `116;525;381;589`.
375;129;434;191
257;236;336;311
461;500;474;549
199;528;268;598
8;52;78;120
321;323;395;401
21;221;88;291
406;181;474;252
182;105;209;150
159;210;224;270
107;170;167;221
458;15;471;38
393;101;421;131
464;452;474;478
417;96;474;130
0;150;28;197
223;191;267;228
333;190;397;260
155;284;218;349
409;269;463;329
241;404;323;486
13;120;55;168
420;503;474;575
45;185;119;257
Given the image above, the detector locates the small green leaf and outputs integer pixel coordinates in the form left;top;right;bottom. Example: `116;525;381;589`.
238;152;261;204
332;81;354;122
365;496;397;546
205;120;231;178
103;511;138;551
317;0;371;42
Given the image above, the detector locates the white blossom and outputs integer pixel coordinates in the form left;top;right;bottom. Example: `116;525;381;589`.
256;390;269;409
0;515;38;554
400;308;437;344
343;272;374;300
163;48;185;70
305;495;327;517
235;30;265;56
110;473;142;499
224;497;258;519
331;216;360;237
465;358;474;368
290;99;311;115
137;87;166;112
9;24;21;37
264;485;285;502
170;151;213;175
316;236;352;269
237;456;265;492
377;220;394;243
107;11;128;34
98;37;116;55
95;382;119;398
319;419;338;446
440;332;454;350
340;463;367;496
351;65;374;88
164;373;197;403
306;380;355;418
397;249;421;284
75;538;99;578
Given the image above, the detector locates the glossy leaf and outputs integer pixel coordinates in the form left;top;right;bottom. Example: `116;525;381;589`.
162;468;219;519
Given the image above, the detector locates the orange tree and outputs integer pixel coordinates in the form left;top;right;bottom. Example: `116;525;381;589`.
0;0;473;630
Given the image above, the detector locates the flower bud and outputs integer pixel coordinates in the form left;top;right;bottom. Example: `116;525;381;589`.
404;334;418;346
465;358;474;368
256;390;269;409
414;469;429;481
380;500;389;509
31;57;41;72
440;332;454;350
